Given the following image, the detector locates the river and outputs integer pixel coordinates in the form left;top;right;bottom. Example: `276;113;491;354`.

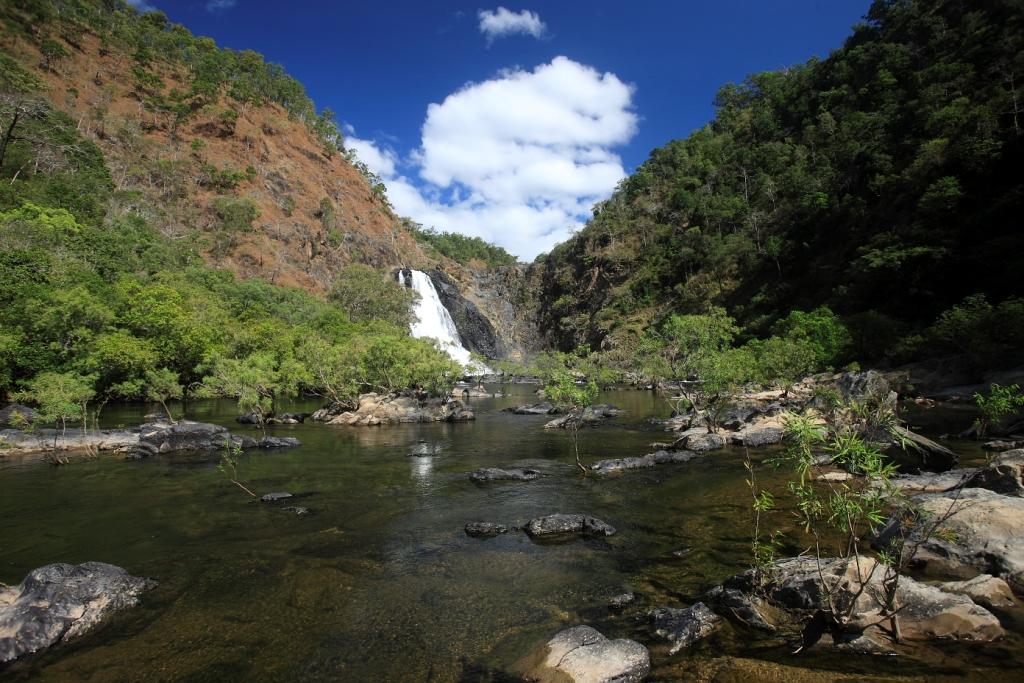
1;387;1020;681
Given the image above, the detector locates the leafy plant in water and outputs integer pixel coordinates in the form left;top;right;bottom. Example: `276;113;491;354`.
219;438;256;499
543;365;599;475
972;383;1024;438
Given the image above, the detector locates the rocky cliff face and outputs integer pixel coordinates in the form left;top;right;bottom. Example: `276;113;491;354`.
431;264;543;362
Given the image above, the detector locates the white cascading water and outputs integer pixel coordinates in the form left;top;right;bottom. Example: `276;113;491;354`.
399;269;475;368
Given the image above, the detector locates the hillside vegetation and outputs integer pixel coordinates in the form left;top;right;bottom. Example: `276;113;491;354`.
0;0;423;292
536;0;1023;368
0;0;466;409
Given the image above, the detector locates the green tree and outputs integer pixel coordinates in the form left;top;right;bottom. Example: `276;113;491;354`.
329;264;416;328
14;371;95;450
543;363;599;474
145;368;183;422
972;383;1024;438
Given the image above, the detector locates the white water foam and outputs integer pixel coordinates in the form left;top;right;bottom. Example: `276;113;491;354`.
399;269;476;368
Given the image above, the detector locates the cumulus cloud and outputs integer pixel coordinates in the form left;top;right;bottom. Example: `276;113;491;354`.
344;132;398;179
478;7;546;44
354;57;636;259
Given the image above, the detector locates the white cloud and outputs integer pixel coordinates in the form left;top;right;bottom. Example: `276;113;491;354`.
345;134;398;179
478;7;546;44
357;57;636;260
205;0;237;12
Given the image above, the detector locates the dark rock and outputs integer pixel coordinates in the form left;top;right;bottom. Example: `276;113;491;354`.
464;522;509;537
647;603;721;654
0;404;37;428
506;402;560;415
884;425;959;471
0;562;155;664
964;449;1024;496
674;428;726;452
469;467;541;482
724;556;1004;642
544;404;624;429
524;513;616;538
236;412;262;425
729;426;784;447
590;450;697;474
233;435;259;449
260;492;293;503
983;439;1024;451
426;269;502;358
705;585;775;632
257;436;301;449
138;420;232;454
526;625;650;683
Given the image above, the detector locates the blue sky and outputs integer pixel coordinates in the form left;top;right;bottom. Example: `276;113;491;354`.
137;1;870;258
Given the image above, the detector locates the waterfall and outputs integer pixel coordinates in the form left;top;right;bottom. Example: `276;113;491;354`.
399;269;475;368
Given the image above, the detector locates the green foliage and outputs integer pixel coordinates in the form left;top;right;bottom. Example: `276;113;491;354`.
925;294;1024;367
772;307;851;369
750;335;817;391
972;383;1024;438
204;350;308;423
535;0;1024;362
13;370;95;431
541;353;600;473
406;221;517;268
328;264;415;328
144;368;183;421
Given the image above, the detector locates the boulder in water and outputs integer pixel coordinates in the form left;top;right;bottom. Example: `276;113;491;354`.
524;625;650;683
464;522;509;537
525;513;616;538
590;450;697;474
0;562;155;663
469;467;541;482
314;393;474;426
647;603;721;654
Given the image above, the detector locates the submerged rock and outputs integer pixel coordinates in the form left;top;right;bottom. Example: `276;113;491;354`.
525;513;616;538
526;625;650;683
138;420;232;454
256;436;301;449
464;522;509;537
590;450;697;474
647;603;721;654
469;467;541;483
260;492;293;503
313;393;474;426
544;404;624;429
609;592;636;610
505;401;559;415
704;585;775;632
283;505;311;516
672;428;726;452
0;562;155;664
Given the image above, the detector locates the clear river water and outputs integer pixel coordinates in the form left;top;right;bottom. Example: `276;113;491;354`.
1;387;1020;681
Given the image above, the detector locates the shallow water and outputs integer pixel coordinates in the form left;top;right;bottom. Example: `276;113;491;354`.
0;387;1020;681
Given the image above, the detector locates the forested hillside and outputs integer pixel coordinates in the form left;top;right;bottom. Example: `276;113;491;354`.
0;0;423;292
0;0;477;407
536;0;1023;367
